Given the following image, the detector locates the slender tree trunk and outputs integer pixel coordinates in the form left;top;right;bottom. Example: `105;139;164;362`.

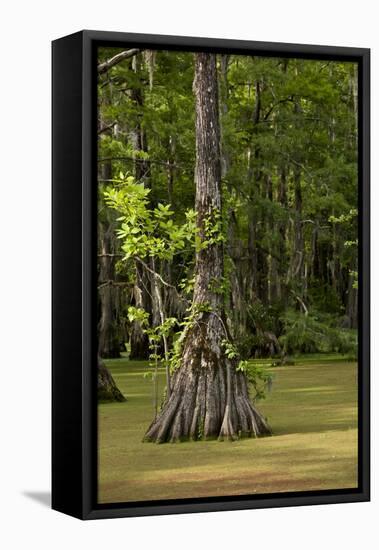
292;163;304;282
166;135;175;206
247;208;259;302
266;174;279;303
150;257;171;399
143;53;270;443
98;223;121;358
128;54;153;359
277;166;288;303
129;262;150;360
248;79;268;304
347;259;358;329
97;90;125;401
256;176;269;304
219;54;246;335
290;94;305;301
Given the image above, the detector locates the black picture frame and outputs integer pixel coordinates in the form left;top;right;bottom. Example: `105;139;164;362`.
52;30;370;520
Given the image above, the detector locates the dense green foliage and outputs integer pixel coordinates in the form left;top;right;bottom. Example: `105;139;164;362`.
97;48;358;371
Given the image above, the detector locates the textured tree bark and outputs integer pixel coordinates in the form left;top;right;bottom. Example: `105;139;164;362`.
128;54;153;359
290;95;305;299
143;53;271;443
220;55;247;335
266;174;280;303
247;79;268;304
292;163;304;283
277;166;289;303
97;91;125;401
98;355;126;402
98;86;123;359
98;222;122;358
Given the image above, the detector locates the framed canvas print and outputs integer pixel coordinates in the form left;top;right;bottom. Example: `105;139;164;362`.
52;30;370;519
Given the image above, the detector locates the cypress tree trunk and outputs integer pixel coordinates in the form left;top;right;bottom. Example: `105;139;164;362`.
292;163;304;282
277;166;288;303
97;93;125;401
290;94;305;300
247;79;268;304
98;355;126;402
98;222;122;358
266;174;279;303
143;53;270;443
128;53;153;360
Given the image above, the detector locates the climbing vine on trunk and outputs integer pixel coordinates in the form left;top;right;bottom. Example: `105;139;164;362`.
143;53;271;443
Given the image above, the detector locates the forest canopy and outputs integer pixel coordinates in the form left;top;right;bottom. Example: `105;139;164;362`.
97;48;358;442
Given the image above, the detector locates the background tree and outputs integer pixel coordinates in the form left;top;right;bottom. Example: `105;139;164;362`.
97;48;358;418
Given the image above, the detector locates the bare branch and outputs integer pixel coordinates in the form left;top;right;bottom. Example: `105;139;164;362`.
98;156;184;169
135;257;176;290
263;96;294;121
135;257;190;307
98;280;131;290
98;49;140;74
98;121;117;135
291;291;309;316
